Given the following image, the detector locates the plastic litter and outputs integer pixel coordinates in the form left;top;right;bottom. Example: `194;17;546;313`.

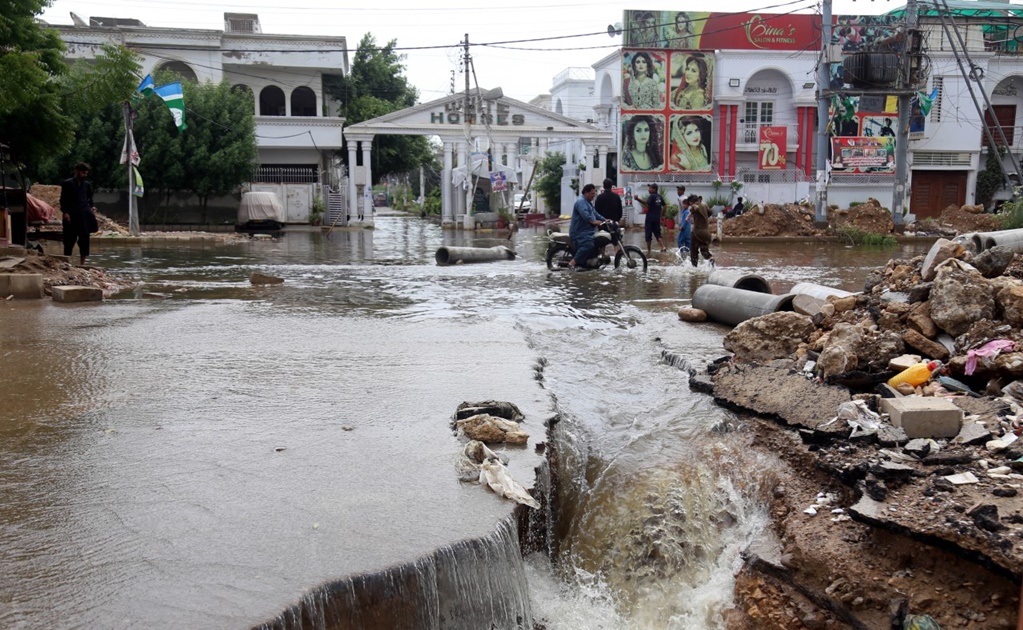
965;339;1015;375
937;375;980;397
903;614;942;630
479;458;540;509
888;361;941;388
829;400;883;438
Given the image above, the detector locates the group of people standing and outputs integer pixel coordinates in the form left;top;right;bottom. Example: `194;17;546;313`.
664;185;714;268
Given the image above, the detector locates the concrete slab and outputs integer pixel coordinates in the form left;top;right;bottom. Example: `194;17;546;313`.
52;285;103;303
0;275;8;297
0;257;25;269
879;396;964;439
7;274;44;299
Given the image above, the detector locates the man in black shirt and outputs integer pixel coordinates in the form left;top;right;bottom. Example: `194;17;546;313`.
637;183;667;254
59;162;97;266
594;178;623;223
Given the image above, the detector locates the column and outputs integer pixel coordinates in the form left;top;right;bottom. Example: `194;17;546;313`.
347;142;358;225
796;107;805;172
718;104;728;178
597;146;608;186
456;143;467;222
729;106;738;178
805;107;814;179
582;144;594;188
361;140;373;223
442;141;454;226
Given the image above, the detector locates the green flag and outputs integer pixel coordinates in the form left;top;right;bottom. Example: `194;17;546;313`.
153;82;187;132
132;166;144;198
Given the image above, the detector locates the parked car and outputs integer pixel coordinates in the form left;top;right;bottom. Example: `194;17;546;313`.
236;192;284;232
513;193;531;214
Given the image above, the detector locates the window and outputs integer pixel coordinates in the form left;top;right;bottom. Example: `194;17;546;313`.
983;105;1016;146
931;77;943;122
744;101;774;143
290;87;317;117
259;86;286;116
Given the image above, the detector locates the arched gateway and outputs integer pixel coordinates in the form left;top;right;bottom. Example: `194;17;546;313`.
343;88;612;228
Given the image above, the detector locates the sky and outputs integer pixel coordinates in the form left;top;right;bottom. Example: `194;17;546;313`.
40;0;894;105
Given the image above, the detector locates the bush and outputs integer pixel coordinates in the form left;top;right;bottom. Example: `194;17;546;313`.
998;191;1023;229
309;195;325;225
837;225;898;247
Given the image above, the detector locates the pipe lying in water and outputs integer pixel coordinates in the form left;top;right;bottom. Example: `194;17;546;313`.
983;229;1023;253
435;246;517;266
706;269;773;294
692;285;796;327
789;282;855;300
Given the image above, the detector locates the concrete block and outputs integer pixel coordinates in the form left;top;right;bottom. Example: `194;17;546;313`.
8;274;44;299
879;396;964;439
52;285;103;303
0;274;8;297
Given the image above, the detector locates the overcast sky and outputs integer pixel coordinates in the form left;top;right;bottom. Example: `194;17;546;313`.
41;0;889;104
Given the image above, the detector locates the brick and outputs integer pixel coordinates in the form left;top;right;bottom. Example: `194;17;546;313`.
52;285;103;303
879;396;964;439
8;274;43;299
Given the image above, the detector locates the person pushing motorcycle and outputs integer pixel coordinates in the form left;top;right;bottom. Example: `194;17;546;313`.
568;183;606;271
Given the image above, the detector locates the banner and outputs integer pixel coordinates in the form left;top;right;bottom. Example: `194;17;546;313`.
831;137;895;174
624;10;823;51
490;170;507;192
119;129;140;166
132;166;144;198
758;126;787;170
620;48;716;174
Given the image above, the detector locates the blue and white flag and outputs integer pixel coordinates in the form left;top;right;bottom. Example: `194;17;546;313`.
136;74;155;96
153;82;187;132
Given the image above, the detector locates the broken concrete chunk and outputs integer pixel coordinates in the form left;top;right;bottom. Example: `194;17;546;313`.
249;272;284;285
878;396;964;439
943;471;979;485
456;414;529;444
954;422;992;446
51;285;103;302
677;307;708;322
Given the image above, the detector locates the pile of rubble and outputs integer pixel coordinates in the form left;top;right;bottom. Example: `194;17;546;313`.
702;238;1023;625
0;251;129;297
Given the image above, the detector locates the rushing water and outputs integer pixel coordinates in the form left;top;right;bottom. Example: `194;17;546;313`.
0;213;934;629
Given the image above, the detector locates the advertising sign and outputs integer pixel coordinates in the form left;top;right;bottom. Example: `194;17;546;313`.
758;126;787;170
830;137;895;174
620;48;715;174
490;170;507;192
624;10;823;51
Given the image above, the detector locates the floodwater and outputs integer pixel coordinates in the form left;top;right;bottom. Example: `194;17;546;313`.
0;214;934;629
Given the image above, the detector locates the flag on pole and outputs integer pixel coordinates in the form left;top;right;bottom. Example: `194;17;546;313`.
153;82;187;132
136;74;155;97
119;128;140;166
915;87;940;117
132;166;144;198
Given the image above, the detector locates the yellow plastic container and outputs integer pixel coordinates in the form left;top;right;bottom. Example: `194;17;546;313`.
888;361;940;388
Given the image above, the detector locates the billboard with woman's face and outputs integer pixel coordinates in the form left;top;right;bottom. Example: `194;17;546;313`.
621;114;666;173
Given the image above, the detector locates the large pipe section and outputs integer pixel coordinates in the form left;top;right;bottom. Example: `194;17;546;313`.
789;282;855;300
435;246;516;266
706;269;773;294
692;285;796;327
983;229;1023;253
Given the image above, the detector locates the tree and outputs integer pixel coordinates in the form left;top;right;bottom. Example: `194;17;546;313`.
534;152;567;214
133;76;257;223
1;0;140;172
326;34;434;181
977;145;1007;210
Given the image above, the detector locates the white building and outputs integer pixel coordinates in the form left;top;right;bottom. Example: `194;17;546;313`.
48;13;348;224
553;4;1023;220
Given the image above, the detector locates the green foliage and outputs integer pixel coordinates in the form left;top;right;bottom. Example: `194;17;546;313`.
309;195;325;225
326;34;433;181
848;200;863;207
706;195;730;207
976;146;1006;210
423;187;441;215
837;225;898;247
664;203;679;219
534;152;565;213
997;191;1023;229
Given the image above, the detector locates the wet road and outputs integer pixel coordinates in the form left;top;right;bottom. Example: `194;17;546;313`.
0;214;934;628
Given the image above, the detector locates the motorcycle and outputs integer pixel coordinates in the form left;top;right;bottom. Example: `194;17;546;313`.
545;220;648;271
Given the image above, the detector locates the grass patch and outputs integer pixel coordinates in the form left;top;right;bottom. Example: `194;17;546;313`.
836;225;898;247
998;196;1023;229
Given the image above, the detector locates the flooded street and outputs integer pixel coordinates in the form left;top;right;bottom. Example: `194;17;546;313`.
0;214;933;629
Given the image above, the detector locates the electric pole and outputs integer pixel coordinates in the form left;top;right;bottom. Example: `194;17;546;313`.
891;0;918;225
463;34;475;230
814;0;833;226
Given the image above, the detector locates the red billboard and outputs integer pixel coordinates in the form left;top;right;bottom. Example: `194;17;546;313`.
831;137;895;175
624;10;824;51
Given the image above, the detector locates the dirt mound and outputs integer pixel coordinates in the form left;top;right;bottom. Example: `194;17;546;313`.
722;203;825;237
29;184;61;209
0;252;130;297
829;199;895;234
95;211;130;235
937;203;1003;233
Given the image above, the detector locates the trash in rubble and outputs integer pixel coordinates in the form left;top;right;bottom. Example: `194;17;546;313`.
828;400;883;438
937;375;980;397
903;613;942;630
965;339;1015;375
479;458;541;509
943;472;979;485
987;432;1019;452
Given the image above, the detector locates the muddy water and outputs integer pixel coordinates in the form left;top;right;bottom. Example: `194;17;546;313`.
0;216;933;629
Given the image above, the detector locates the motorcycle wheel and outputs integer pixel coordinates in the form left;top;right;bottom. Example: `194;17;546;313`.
545;243;572;271
614;245;648;271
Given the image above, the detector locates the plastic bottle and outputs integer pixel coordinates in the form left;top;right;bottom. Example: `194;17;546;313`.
887;361;941;388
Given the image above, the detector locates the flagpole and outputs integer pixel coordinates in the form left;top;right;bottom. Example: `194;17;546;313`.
123;102;139;236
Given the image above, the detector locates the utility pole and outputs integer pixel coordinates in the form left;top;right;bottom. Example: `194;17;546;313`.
891;0;919;226
123;102;139;236
814;0;833;226
462;34;475;230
